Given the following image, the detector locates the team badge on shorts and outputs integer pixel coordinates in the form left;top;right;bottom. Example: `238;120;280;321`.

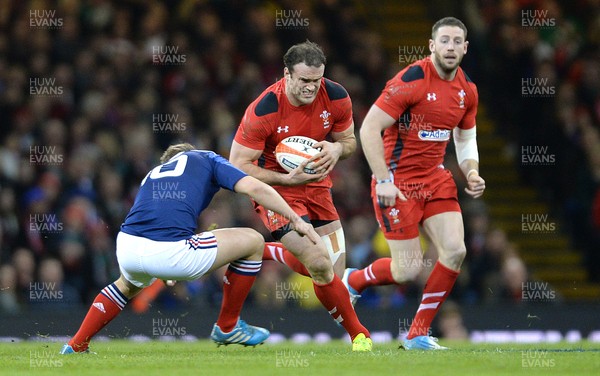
389;208;400;224
267;210;279;226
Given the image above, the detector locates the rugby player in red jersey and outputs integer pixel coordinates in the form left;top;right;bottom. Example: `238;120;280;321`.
230;41;372;351
343;17;486;350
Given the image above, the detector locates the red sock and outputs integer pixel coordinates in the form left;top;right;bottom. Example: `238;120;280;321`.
313;275;370;341
69;283;128;351
407;261;459;339
264;242;310;276
348;258;395;292
216;259;262;332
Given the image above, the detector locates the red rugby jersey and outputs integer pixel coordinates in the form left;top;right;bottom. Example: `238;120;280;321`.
234;77;353;188
373;57;478;180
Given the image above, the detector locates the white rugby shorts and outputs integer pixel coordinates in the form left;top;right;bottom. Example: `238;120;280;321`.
116;231;218;288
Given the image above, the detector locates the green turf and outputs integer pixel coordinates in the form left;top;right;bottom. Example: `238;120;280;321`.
3;340;599;376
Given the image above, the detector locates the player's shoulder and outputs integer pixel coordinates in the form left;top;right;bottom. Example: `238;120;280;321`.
253;91;279;117
392;57;431;83
457;67;477;86
457;68;478;97
184;149;235;172
401;64;427;83
386;59;429;94
383;59;429;100
182;149;219;164
323;78;349;100
250;80;285;118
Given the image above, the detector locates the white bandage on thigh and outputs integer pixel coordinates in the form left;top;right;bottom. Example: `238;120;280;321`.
320;227;346;265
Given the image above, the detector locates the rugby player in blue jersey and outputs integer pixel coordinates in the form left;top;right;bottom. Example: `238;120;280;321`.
60;143;320;353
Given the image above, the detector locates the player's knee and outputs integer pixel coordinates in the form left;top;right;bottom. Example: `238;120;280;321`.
304;252;333;283
116;275;141;299
440;241;466;269
240;228;265;258
390;260;421;283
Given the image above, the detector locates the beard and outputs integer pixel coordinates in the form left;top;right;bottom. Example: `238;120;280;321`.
433;50;463;73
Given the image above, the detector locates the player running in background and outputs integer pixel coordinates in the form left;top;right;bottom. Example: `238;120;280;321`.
343;17;486;350
229;41;372;351
60;143;320;353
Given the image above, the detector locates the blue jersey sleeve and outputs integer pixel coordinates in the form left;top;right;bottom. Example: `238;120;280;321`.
208;152;248;191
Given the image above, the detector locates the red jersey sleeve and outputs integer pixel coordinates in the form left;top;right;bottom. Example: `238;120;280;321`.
331;94;353;133
457;82;478;130
234;97;276;151
322;79;354;133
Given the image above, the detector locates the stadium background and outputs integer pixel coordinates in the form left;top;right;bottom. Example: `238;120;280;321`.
1;0;599;343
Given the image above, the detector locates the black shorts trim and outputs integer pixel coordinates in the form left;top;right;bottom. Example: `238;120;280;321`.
271;217;335;240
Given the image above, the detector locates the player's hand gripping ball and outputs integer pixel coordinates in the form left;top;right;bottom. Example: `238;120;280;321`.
275;136;321;174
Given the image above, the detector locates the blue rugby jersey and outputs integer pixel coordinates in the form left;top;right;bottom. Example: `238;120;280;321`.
121;150;247;241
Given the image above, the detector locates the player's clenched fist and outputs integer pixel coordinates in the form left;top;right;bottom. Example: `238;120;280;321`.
465;171;485;198
376;181;407;207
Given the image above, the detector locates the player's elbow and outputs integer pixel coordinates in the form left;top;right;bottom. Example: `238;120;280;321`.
239;177;274;204
359;122;379;144
349;136;357;152
228;153;245;169
234;176;263;196
231;158;256;176
359;123;368;140
341;137;357;158
229;142;254;171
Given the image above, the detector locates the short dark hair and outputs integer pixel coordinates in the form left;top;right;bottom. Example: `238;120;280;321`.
283;40;326;73
432;17;468;40
160;143;195;164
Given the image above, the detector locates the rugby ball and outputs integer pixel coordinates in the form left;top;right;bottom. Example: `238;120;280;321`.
275;136;321;174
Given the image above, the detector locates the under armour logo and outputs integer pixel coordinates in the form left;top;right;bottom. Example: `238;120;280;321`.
426;93;437;101
277;126;289;133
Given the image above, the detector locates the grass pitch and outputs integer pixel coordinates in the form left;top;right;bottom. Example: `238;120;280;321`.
4;340;599;376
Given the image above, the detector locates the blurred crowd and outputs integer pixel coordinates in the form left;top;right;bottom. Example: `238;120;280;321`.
0;0;595;320
462;0;600;279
